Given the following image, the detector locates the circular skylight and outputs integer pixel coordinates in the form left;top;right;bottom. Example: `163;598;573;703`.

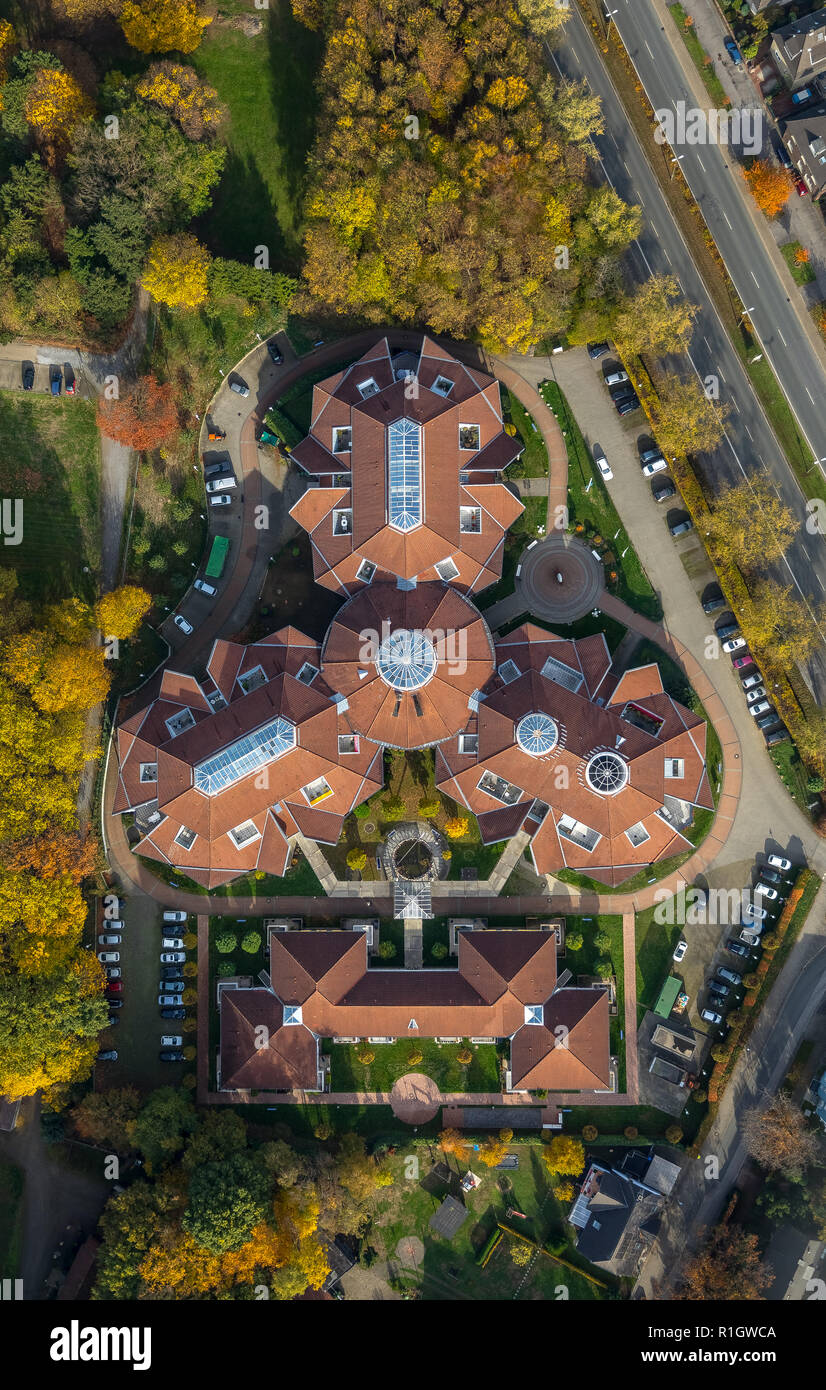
376;628;437;691
516;712;559;757
585;750;629;796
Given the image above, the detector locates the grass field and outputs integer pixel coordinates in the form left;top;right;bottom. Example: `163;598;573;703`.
0;1158;24;1282
193;4;323;268
501;387;549;479
780;242;817;286
0;393;100;603
323;1038;505;1093
635;903;684;1017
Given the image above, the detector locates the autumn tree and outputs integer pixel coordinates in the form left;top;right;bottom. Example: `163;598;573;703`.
613;274;698;359
737;579;826;669
135;62;224;139
120;0;212;54
0;866;89;973
182;1154;270;1253
58;0;124;20
25;67;93;148
676;1223;772;1300
71;1086;141;1150
541;77;604;145
96;374;178;451
705;478;796;572
0;953;108;1100
444;816;469;839
543;1134;585;1177
793;706;826;778
745;160;794;218
649;372;729;459
438;1127;471;1163
479;1136;509;1167
0;830;98;883
585;186;643;250
516;0;571;41
95;585;153;640
335;1134;393;1201
741;1091;821;1179
129;1086;197;1170
141;232;209;309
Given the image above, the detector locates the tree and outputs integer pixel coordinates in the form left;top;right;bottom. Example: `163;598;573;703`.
547;78;604;144
745;160;793;218
595;957;613;980
58;0;124;19
181;1110;248;1171
25;68;93;147
737;579;826;668
120;0;211;54
665;1125;683;1144
95;586;152;640
566;932;583;951
129;1086;196;1170
543;1134;585;1176
676;1224;772;1299
97;374;178;453
438;1128;471;1163
71;1086;141;1149
381;795;405;823
142;233;210;309
346;847;367;872
741;1091;821;1178
516;0;571;41
554;1181;575;1202
705;479;796;573
0;830;98;883
240;931;261;954
335;1134;392;1202
479;1136;508;1167
650;373;729;459
135;62;224;139
444;815;469;839
0;953;107;1101
594;930;611;952
613;274;698;359
793;707;826;778
585;186;643;250
417;795;441;817
377;940;396;960
183;1153;270;1253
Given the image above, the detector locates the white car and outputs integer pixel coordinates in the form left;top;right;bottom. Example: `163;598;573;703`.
593;448;613;481
641;457;668;476
672;938;688;963
98;934;122;946
194;579;217;595
742;902;768;924
701;1009;724;1026
210;494;232;507
173;614;193;635
754;882;780;900
160;1034;183;1048
742;672;763;691
160;951;186;964
163;911;187;923
745;685;766;703
161;936;185;949
722;636;747;654
158;994;184;1006
98;951;120;963
749;700;772;717
229;378;250;397
767;855;792;872
604;369;629;386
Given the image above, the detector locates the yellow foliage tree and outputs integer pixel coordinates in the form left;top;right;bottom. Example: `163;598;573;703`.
142;233;210;309
139;1230;223;1295
705;478;796;573
25;68;93;144
297;1234;330;1290
95;585;152;640
136;61;224;138
0;18;15;82
120;0;211;54
444;815;469;839
649;372;729;460
613;274;698;359
543;1134;585;1176
478;1136;508;1167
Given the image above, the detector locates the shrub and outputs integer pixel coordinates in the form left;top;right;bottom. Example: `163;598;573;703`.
595;957;613;980
442;850;452;861
183;961;197;978
418;796;441;817
241;931;262;954
183;1016;197;1033
377;940;396;960
215;931;236;954
624;1126;638;1140
356;1047;375;1066
594;930;611;952
354;803;371;820
665;1125;683;1144
499;1128;513;1143
554;1181;574;1202
582;1124;598;1142
407;1049;423;1066
313;1120;332;1140
183;986;198;1004
382;796;405;822
183;932;197;950
444;815;469;839
511;1242;532;1266
743;972;760;990
183;1045;196;1061
566;932;583;951
346;848;368;872
431;942;448;960
457;1046;473;1065
216;962;235;978
182;1073;197;1089
691;1088;707;1103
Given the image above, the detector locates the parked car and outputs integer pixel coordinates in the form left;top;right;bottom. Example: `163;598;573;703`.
726;939;751;959
107;1014;120;1027
64;366;76;395
98;1050;118;1062
701;1009;724;1026
159;979;184;992
106;981;124;994
707;980;730;998
22;362;34;391
163;911;187;923
742;672;763;691
158;994;184;1006
707;992;729;1011
772;133;793;169
669;518;693;537
795;176;808;196
203;455;233;478
210;494;232;507
716;620;740;640
702;588;724;613
732;654;754;670
160;1049;185;1063
749;699;772;717
639;445;662;464
229;377;250;396
161;951;186;964
49;366;62;396
723;636;747;654
160;1034;183;1048
653;481;676;503
754;882;780;901
160;1006;186;1020
587;341;610;359
161;937;184;949
757;711;780;731
266;339;284;364
745;685;767;703
206;476;237;494
767;854;792;873
716;967;742;986
740;927;763;947
593;447;613;481
672;938;688;963
765;727;790;748
758;868;783;886
98;934;121;946
107;997;124;1008
98;951;119;963
642;457;668;476
742;902;768;924
173;614;193;635
792;88;812;105
614;394;640;416
604;368;629;387
723;35;742;64
105;966;121;980
194;578;217;596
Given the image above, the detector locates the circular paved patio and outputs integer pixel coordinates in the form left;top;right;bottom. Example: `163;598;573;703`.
516;533;603;623
389;1072;442;1124
396;1236;425;1268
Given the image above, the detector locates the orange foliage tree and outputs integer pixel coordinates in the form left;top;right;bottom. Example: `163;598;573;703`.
676;1224;772;1300
96;374;178;451
744;160;793;217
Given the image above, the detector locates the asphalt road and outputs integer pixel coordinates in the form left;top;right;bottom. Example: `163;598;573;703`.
551;6;826;700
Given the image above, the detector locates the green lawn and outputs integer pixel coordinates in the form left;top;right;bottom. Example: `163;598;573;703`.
323;1038;505;1093
0;1159;24;1282
540;379;662;621
193;3;323;268
635;903;684;1017
0;393;100;602
477;495;548;610
565;914;625;1086
780;242;816;286
770;739;815;815
501;387;549;479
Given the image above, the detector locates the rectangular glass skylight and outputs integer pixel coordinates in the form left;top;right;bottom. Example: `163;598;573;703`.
228;819;261;848
460;506;482;533
194;716;296;795
540;654;584;693
477;770;523;805
238;665;267;694
432;375;454;397
165;708;196;739
332;426;352;453
140;763;157;782
387;418;422;532
358;377;379;399
174;825;196;850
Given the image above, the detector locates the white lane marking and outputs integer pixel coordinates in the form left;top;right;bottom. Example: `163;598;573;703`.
744;425;754;440
697;155;706;171
645;41;654;58
806;387;815;403
778;329;787;347
750;272;760;285
722;212;732;228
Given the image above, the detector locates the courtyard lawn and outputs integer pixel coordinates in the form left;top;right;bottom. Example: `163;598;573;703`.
635;903;684;1019
193;3;323;267
501;387;549;479
565;914;625;1086
561;1106;677;1141
476;495;548;611
0;393;100;602
371;1147;609;1300
0;1159;24;1280
323;1038;505;1093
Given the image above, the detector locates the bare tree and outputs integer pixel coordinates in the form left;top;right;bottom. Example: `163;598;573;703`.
741;1090;821;1179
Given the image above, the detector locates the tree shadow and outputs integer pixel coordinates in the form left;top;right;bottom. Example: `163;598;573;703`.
266;0;324;240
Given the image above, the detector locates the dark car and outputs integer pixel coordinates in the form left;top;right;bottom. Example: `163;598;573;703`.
107;997;124;1009
160;1006;186;1020
723;35;742;64
756;710;779;731
266;339;284;364
771;133;792;169
159;1049;185;1063
726;939;751;959
652;481;676;503
758;867;783;886
669;517;693;537
702;588;725;614
614;393;640;416
22;362;34;391
107;1014;121;1026
98;1050;118;1062
765;726;790;746
49;366;62;396
716;619;740;640
587;341;610;359
160;964;184;979
204;456;233;480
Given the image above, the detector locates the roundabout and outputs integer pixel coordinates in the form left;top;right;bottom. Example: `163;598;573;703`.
515;532;603;623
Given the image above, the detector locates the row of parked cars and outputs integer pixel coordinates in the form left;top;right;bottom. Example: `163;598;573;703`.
700;854;799;1027
588;344;641;415
158;910;190;1060
20;361;76;394
713;615;790;746
97;899;128;1062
